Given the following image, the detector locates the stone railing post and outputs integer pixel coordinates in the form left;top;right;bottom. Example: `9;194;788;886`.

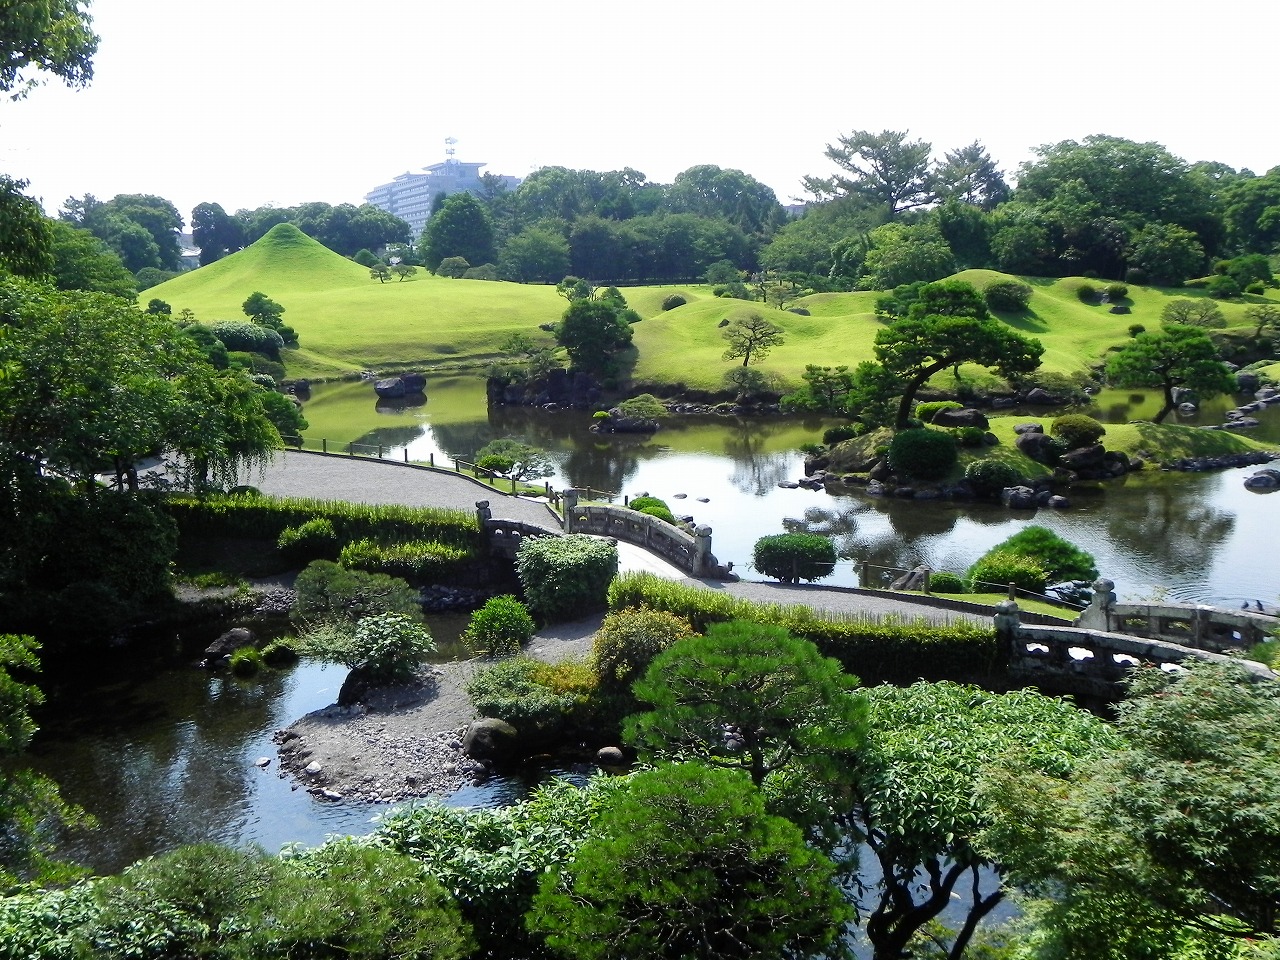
1075;577;1116;631
693;525;713;577
994;598;1022;662
562;489;581;533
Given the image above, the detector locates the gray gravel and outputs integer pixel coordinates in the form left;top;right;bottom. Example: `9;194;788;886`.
252;450;562;532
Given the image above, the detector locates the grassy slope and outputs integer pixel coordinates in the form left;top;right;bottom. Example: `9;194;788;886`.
147;227;1279;393
145;224;566;379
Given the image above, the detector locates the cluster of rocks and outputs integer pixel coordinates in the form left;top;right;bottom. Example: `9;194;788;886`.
1013;422;1141;481
487;370;600;408
591;410;660;434
253;589;295;616
419;584;490;612
372;372;427;399
274;720;475;805
1164;450;1279;472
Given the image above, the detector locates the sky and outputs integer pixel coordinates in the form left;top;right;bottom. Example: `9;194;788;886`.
3;0;1278;225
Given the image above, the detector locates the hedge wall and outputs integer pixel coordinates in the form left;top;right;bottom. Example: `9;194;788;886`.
607;572;1002;686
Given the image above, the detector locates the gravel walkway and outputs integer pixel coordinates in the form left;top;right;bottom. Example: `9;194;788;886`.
253;450;562;532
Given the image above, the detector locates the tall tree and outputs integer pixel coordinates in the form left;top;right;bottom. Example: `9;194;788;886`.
419;193;496;271
721;311;785;367
46;219;136;297
0;0;98;99
933;140;1009;210
874;280;1043;429
0;175;53;276
981;662;1280;956
1104;324;1234;423
555;297;633;377
805;129;935;216
665;164;787;235
529;763;853;960
191;201;245;264
625;621;868;787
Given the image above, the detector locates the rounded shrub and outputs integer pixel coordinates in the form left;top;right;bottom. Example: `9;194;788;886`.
464;656;587;741
593;606;695;690
277;517;339;564
636;504;676;524
1246;281;1267;295
1128;323;1146;337
462;595;536;658
967;551;1049;595
229;646;263;677
261;640;299;667
927;571;967;594
628;495;670;514
1076;282;1099;303
1050;414;1106;449
983;280;1033;311
206;320;285;357
822;424;861;445
292;560;422;625
1125;267;1148;286
752;533;837;583
914;400;963;423
955;426;987;447
661;293;687;311
1207;275;1241;299
1105;283;1129;301
516;535;619;623
887;428;958;481
345;612;435;682
964;458;1023;496
986;525;1098;584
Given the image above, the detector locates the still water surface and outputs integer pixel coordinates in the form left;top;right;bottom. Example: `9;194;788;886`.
31;376;1280;874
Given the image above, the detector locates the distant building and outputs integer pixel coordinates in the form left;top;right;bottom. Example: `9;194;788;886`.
364;155;520;238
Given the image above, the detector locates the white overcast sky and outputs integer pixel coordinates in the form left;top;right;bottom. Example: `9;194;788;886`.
2;0;1277;225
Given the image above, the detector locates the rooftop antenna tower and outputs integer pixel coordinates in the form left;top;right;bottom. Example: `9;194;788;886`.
444;136;458;171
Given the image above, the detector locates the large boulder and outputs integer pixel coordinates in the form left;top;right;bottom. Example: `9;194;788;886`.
1023;387;1064;406
1059;443;1106;471
1245;469;1280;491
205;626;254;662
462;718;519;762
374;377;406;399
931;407;989;429
1015;430;1059;463
400;372;427;393
1001;485;1039;509
1237;371;1261;393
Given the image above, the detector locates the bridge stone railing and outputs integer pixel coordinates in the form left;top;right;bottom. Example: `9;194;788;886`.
995;580;1277;701
559;489;734;580
474;501;561;559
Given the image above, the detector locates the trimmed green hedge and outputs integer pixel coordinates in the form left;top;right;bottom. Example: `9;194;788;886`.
167;493;482;551
338;538;473;582
607;573;1000;686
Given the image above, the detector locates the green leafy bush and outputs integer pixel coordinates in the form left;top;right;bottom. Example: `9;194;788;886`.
465;656;586;739
1206;275;1241;299
822;424;861;445
337;538;472;582
984;525;1099;584
1050;414;1106;449
205;320;284;357
462;264;499;281
228;646;263;677
1105;283;1129;301
984;280;1033;311
1128;323;1145;337
928;571;967;593
516;535;618;623
593;606;696;690
615;394;666;420
661;294;687;310
627;496;675;524
752;533;837;583
607;573;999;686
1076;282;1098;303
955;426;987;447
887;428;958;481
166;494;480;550
967;551;1049;595
1247;281;1267;295
277;517;339;564
964;459;1023;496
914;400;963;423
636;505;676;525
292;560;422;625
462;595;536;658
261;640;298;667
297;612;434;683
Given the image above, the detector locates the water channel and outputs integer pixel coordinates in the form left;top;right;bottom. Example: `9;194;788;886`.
29;375;1280;875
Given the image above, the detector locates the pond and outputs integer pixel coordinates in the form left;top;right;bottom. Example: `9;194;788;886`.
300;376;1280;605
28;374;1280;876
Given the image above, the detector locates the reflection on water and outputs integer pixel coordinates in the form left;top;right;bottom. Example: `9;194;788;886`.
296;377;1280;605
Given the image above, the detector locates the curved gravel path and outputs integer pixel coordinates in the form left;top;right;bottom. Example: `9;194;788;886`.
254;450;561;532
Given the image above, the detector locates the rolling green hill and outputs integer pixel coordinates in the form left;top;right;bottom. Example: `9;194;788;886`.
147;224;1278;392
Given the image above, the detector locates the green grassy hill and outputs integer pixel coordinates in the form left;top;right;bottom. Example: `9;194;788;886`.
147;226;1278;392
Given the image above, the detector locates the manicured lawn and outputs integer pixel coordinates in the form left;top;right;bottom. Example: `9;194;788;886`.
144;224;1280;395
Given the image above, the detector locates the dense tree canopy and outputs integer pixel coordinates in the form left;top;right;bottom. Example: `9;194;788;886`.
1104;324;1235;423
873;280;1044;428
626;621;869;786
529;763;852;960
190;200;245;264
60;193;184;272
420;193;496;271
45;218;136;298
0;175;53;276
0;0;98;99
805;128;935;215
555;296;633;377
